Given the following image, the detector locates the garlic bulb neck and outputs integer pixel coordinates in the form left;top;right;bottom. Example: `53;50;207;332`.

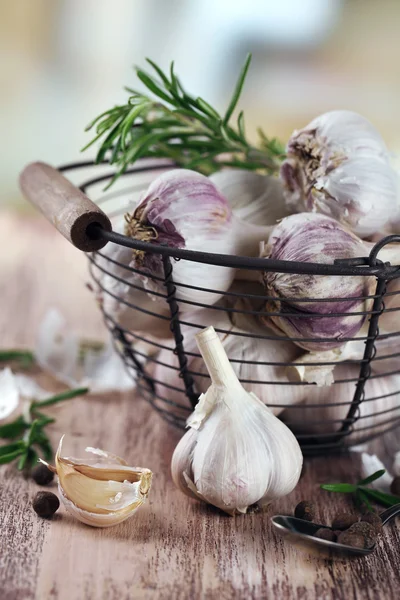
195;326;239;388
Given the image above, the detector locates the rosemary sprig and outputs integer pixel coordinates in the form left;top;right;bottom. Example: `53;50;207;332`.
83;55;285;188
0;387;88;470
321;469;400;509
0;350;35;369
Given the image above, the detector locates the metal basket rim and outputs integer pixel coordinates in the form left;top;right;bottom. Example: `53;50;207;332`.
60;159;400;279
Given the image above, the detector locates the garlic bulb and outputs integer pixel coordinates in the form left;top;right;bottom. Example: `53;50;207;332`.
282;363;400;444
260;213;374;351
280;110;398;238
155;306;302;416
92;217;172;340
42;437;152;527
209;169;291;225
171;326;303;515
125;169;272;307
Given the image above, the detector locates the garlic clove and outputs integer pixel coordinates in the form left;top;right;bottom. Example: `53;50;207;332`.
42;437;152;528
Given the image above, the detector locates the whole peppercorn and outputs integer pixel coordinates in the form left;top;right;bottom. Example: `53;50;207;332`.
348;522;377;549
314;528;336;542
294;501;315;522
390;476;400;497
331;512;358;531
32;463;54;486
360;512;383;535
337;530;365;548
32;491;60;519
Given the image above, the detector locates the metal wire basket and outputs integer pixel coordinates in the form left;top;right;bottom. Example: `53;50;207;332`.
21;159;400;455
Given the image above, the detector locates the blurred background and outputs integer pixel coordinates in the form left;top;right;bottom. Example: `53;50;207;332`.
1;0;400;208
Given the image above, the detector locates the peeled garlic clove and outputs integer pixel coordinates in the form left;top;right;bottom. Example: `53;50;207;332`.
42;437;152;528
280;110;398;238
209;169;290;225
260;213;374;352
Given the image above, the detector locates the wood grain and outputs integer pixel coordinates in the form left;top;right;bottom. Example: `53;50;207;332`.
0;213;400;600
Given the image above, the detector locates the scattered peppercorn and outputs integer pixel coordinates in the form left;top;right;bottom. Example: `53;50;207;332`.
337;530;365;549
314;528;336;542
32;491;60;519
331;512;358;531
390;476;400;497
360;512;383;535
32;463;54;486
294;501;315;522
348;522;377;549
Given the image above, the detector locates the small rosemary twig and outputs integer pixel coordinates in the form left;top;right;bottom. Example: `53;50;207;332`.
83;55;285;188
0;387;88;471
321;469;400;509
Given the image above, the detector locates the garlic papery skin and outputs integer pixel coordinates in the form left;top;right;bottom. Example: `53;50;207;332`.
260;212;374;352
42;437;152;528
155;306;302;416
125;169;272;308
281;364;400;444
171;326;303;515
209;169;291;226
280;110;398;238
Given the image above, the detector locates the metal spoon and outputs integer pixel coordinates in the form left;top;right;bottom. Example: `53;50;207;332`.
271;503;400;556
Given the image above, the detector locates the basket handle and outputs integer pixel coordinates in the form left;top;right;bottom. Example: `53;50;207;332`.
19;162;112;251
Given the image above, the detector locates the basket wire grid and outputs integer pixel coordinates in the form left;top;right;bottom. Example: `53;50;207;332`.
60;160;400;455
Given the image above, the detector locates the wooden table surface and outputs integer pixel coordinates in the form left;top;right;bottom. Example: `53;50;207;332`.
1;213;400;600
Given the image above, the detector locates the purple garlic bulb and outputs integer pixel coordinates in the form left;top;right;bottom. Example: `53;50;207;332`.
280;110;398;238
260;213;373;351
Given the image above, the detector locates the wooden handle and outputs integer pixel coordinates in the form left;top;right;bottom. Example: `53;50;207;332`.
19;162;112;251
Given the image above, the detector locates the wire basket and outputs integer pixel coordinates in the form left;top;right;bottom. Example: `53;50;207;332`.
23;159;400;455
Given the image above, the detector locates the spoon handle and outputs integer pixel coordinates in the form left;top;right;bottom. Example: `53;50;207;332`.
380;502;400;526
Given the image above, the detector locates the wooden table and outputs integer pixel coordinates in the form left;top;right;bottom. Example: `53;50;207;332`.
1;213;399;600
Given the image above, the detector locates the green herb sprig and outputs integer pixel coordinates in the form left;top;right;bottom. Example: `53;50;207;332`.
0;387;88;471
0;350;35;369
83;55;285;188
321;469;400;510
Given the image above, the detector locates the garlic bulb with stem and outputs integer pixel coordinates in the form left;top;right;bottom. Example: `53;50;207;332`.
280;110;398;238
281;363;400;445
125;169;272;307
209;169;291;225
171;326;303;515
259;212;375;352
41;437;152;527
155;304;302;416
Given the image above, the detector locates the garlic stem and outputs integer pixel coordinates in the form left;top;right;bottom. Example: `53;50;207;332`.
195;327;239;388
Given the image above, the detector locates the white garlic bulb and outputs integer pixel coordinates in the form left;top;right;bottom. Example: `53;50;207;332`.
281;363;400;444
42;437;152;527
280;110;398;238
171;326;303;515
209;169;291;225
125;169;272;308
155;306;302;416
260;213;374;351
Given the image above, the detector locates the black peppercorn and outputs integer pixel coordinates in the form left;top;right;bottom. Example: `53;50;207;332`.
32;463;54;486
348;522;377;549
331;511;358;531
390;476;400;497
314;528;336;542
360;512;383;535
337;530;365;549
32;491;60;519
294;501;315;522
